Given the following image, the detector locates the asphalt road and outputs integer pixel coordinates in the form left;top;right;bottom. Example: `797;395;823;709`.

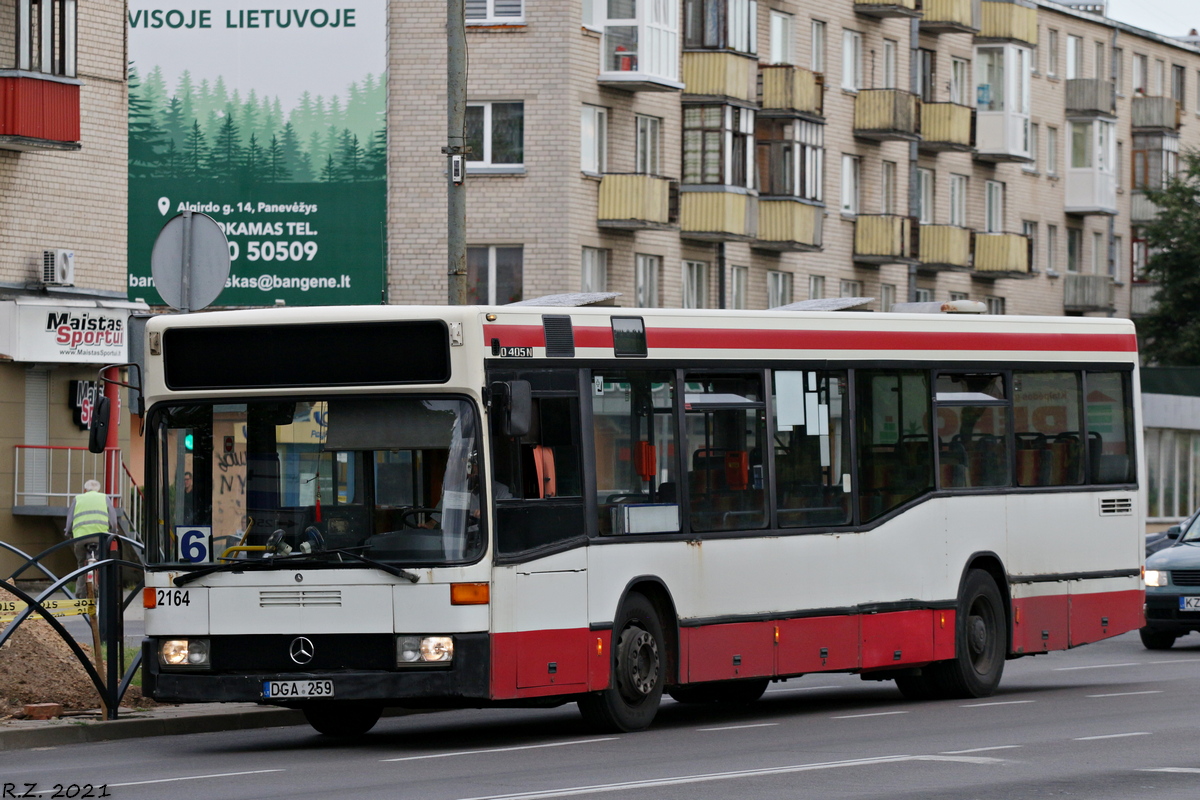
5;630;1200;800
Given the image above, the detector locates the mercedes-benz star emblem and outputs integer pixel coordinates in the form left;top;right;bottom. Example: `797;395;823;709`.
289;636;315;665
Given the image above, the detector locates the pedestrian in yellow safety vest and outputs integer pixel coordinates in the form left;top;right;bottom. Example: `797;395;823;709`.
65;479;118;568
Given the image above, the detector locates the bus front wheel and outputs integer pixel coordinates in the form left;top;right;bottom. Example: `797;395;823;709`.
578;592;665;732
302;702;383;737
926;569;1006;699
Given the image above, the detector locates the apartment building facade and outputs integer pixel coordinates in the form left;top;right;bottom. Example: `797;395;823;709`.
389;0;1199;319
0;0;139;576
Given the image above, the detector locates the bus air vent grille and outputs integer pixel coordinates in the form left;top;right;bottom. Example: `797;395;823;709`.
1173;570;1200;587
1098;496;1133;516
259;589;342;608
542;315;575;357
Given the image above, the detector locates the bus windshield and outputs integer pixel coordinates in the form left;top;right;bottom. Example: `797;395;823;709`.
145;396;482;567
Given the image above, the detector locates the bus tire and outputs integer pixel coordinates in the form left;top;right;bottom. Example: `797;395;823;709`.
668;679;769;705
893;673;936;701
927;569;1006;699
578;592;665;732
1139;628;1177;650
302;702;383;737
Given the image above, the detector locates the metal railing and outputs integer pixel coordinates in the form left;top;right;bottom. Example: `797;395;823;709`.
854;89;920;139
921;0;981;30
598;174;676;228
759;65;824;116
974;232;1031;274
919;225;973;268
920;102;975;149
14;445;143;540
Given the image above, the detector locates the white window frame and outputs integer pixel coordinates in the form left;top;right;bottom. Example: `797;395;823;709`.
949;174;968;227
767;270;793;308
1133;53;1147;94
730;265;749;309
770;10;793;65
842;30;863;92
1047;30;1059;79
916;167;934;224
468;245;523;304
467;101;524;168
881;161;896;215
683;260;709;309
1156;59;1166;96
635;254;661;307
883;40;897;90
839;279;863;298
466;0;524;25
581;105;608;174
811;20;826;73
1047;126;1058;176
1023;123;1039;173
1022;220;1037;271
582;247;608;292
914;288;933;303
949;291;969;302
985;296;1005;315
841;154;861;215
1066;35;1082;80
1047;224;1058;273
636;115;661;175
1092;231;1104;275
985;180;1004;233
1112;235;1122;279
879;283;896;312
1094;41;1105;79
951;57;969;105
808;274;825;300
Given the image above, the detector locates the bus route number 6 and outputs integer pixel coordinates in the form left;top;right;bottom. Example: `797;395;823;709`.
177;526;213;564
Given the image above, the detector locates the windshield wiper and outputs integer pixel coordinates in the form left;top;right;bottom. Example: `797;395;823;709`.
172;548;420;586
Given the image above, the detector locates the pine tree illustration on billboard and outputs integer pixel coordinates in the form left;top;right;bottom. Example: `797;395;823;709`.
127;3;385;306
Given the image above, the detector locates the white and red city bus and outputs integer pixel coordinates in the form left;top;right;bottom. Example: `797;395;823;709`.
137;303;1143;735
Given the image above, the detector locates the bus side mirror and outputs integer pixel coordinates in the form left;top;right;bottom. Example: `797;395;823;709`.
491;380;532;438
88;395;111;454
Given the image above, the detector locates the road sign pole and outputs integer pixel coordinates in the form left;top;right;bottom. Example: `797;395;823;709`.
180;209;193;313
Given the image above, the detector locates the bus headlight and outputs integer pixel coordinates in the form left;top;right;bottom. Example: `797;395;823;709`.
159;638;210;668
1145;569;1169;587
396;635;454;666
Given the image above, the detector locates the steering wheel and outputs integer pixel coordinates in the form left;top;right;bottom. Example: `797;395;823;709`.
399;507;442;529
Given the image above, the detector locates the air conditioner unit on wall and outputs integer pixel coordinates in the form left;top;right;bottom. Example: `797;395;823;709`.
42;249;75;286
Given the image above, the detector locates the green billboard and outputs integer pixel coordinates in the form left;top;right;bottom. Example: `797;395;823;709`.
127;2;386;306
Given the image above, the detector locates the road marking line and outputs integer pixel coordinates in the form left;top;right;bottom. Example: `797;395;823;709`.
454;754;1006;800
1054;662;1142;671
1141;767;1200;773
1074;732;1152;741
960;700;1036;708
37;769;287;792
940;745;1024;754
832;711;910;719
383;738;619;762
697;723;780;732
765;685;838;694
1086;690;1164;698
1146;659;1198;665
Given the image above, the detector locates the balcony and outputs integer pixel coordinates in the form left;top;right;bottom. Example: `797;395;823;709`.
0;74;82;151
597;174;677;230
855;0;922;18
921;0;981;33
682;51;757;103
597;12;683;92
853;215;918;265
978;0;1038;45
756;199;823;251
918;225;972;270
1063;273;1115;313
759;65;824;119
854;89;921;142
1131;191;1160;224
1065;79;1116;117
1132;96;1181;131
973;232;1031;277
1065;120;1117;216
919;103;975;152
680;188;757;242
1131;283;1158;317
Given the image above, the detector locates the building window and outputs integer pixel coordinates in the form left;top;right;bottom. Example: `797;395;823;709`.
582;247;608;292
1156;59;1166;95
916;168;934;224
1112;47;1123;93
1092;231;1104;275
635;254;660;307
839;279;863;298
683;261;709;308
914;287;933;303
841;155;860;215
949;174;967;227
756;119;823;200
1133;53;1148;94
767;271;793;307
918;48;936;102
951;58;969;105
1093;41;1105;79
1173;64;1186;109
1133;228;1148;279
881;161;896;215
466;0;523;24
581;105;607;174
600;0;680;83
880;283;896;312
1047;29;1059;78
1132;132;1180;191
1116;141;1123;190
730;265;748;309
770;10;793;65
976;47;1005;112
1023;221;1037;271
986;296;1005;315
808;274;825;300
884;40;898;90
984;181;1004;233
949;291;968;301
1070;119;1115;172
466;102;524;167
1066;35;1082;80
683;0;757;54
1024;124;1039;173
636;115;661;175
1047;224;1058;272
1047;126;1058;176
811;20;826;73
1067;228;1082;272
684;105;754;187
842;30;863;91
1113;235;1122;279
15;0;78;76
467;246;523;304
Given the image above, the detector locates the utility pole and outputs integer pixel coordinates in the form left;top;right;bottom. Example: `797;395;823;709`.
445;0;468;304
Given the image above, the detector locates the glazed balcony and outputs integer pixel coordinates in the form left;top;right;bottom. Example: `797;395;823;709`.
597;11;683;92
1065;79;1116;117
919;103;975;152
0;74;81;151
854;89;921;142
680;188;758;242
756;199;823;252
1063;273;1115;313
973;233;1031;277
1132;96;1182;131
853;215;918;265
918;225;972;270
978;0;1038;45
759;65;824;119
921;0;981;33
855;0;921;18
597;174;677;230
682;51;757;103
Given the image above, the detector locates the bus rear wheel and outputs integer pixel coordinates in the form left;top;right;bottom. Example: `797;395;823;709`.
668;679;769;705
925;569;1006;699
302;702;383;737
578;592;665;732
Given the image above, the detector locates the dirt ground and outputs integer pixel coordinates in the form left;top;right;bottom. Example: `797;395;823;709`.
0;587;154;716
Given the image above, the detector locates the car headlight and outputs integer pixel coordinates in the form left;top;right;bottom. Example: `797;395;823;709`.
1145;569;1169;587
159;638;210;668
396;635;454;666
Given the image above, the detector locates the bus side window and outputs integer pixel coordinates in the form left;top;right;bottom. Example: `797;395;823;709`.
1012;371;1084;487
773;370;852;528
1086;371;1136;484
857;370;933;522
